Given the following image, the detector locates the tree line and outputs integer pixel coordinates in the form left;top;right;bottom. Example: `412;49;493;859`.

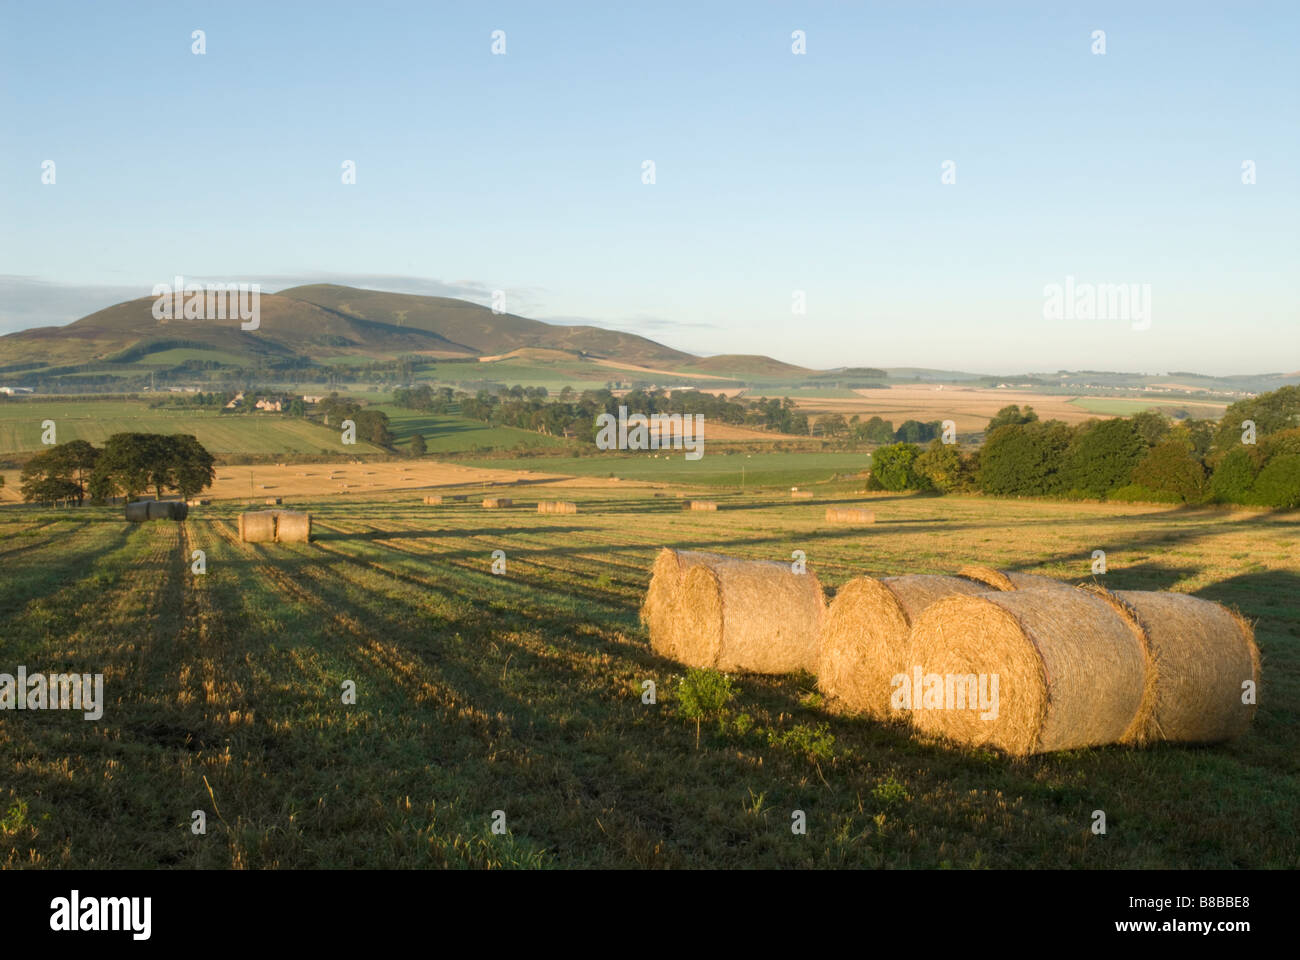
19;434;216;504
867;387;1300;509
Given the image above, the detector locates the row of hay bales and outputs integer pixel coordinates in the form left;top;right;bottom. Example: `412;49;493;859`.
641;551;1259;755
239;510;311;543
125;500;188;521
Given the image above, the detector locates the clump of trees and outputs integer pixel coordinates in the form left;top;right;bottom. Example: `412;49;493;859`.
319;395;393;447
20;434;215;504
869;388;1300;509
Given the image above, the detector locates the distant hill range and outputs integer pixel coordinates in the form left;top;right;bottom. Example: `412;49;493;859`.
0;283;1295;394
0;283;812;380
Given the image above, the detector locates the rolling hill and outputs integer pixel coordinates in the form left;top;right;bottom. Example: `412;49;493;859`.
0;284;710;377
275;284;696;368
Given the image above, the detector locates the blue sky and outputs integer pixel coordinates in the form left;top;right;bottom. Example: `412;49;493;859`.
1;1;1296;374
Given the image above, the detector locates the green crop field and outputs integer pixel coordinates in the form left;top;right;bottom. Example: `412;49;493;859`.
465;451;872;489
133;348;249;367
2;491;1294;868
378;409;568;455
0;400;384;456
1069;397;1227;418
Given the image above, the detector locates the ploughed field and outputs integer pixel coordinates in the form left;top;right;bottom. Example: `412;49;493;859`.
1;490;1296;868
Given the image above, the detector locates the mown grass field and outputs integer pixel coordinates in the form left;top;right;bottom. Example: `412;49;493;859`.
0;401;382;456
1;490;1295;868
1068;397;1228;417
465;451;872;489
378;409;568;455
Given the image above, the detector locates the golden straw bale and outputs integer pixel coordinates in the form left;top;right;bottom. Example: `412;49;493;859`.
274;511;312;543
957;565;1076;593
817;575;990;719
239;511;278;543
538;501;578;514
1083;586;1260;744
906;588;1149;755
644;551;826;674
825;507;874;524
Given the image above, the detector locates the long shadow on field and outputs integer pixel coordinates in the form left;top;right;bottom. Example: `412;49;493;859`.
0;523;135;622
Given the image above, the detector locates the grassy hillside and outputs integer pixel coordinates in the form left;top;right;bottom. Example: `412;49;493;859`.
0;492;1293;868
0;400;385;456
0;292;472;372
680;354;813;378
277;284;695;368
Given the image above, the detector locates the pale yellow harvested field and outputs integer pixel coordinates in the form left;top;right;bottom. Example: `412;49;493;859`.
0;460;669;505
202;461;613;501
795;385;1111;432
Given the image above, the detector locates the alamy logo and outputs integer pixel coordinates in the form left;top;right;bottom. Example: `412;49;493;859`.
595;405;704;460
891;666;999;720
0;666;104;720
50;890;151;940
150;275;261;330
1042;275;1151;331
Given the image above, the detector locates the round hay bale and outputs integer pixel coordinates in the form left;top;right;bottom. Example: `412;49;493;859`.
147;500;188;521
239;511;277;543
124;501;150;523
670;552;826;674
687;501;717;512
817;574;991;719
423;495;443;505
641;548;690;660
791;490;815;499
275;510;311;543
482;497;512;508
265;497;282;505
825;507;874;524
957;565;1075;593
1084;587;1260;744
907;589;1148;755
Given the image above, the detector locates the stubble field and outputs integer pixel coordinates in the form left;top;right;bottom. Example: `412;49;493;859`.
1;489;1296;868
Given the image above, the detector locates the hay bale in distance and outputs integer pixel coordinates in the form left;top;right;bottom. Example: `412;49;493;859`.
817;574;990;719
239;511;278;543
907;589;1149;755
791;490;814;500
423;495;443;505
482;497;513;508
643;549;825;674
186;498;210;507
538;501;578;514
687;501;717;512
1085;587;1260;744
146;500;188;521
825;507;874;524
275;510;312;543
265;497;282;505
124;501;150;523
